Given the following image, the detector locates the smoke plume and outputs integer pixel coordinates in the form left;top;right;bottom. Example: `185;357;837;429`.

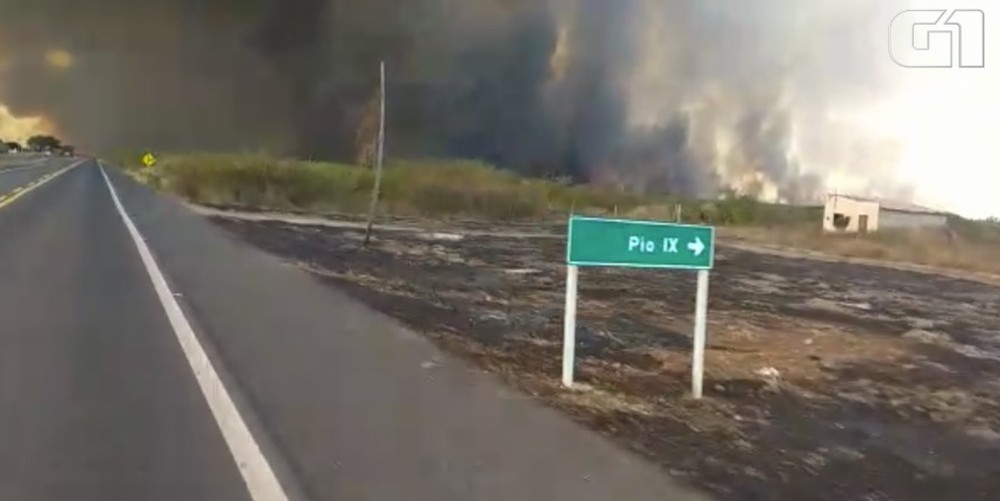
0;0;915;203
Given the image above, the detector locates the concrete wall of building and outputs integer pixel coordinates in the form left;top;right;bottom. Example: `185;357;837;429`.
879;210;948;229
823;195;880;233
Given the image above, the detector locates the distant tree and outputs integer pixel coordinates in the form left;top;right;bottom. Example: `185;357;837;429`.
27;135;62;152
5;141;22;152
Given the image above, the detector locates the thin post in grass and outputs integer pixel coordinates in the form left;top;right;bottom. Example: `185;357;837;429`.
363;61;387;248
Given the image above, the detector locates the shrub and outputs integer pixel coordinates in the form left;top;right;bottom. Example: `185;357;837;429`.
114;152;1000;274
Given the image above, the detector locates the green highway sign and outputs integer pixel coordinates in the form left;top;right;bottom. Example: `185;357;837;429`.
566;216;715;270
562;215;717;395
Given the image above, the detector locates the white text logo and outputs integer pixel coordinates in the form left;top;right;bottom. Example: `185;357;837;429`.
890;10;985;68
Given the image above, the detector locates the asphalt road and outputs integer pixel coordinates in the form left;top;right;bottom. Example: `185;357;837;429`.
0;159;709;500
0;156;64;195
0;159;249;500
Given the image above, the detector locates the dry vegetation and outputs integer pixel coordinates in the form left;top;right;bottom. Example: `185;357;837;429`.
721;224;1000;278
110;151;1000;275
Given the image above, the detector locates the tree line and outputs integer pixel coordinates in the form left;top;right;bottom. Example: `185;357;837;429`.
0;135;74;156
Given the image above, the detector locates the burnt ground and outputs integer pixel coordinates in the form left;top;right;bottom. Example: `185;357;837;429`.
211;216;1000;501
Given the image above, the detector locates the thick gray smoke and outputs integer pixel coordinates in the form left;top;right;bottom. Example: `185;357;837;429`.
0;0;910;203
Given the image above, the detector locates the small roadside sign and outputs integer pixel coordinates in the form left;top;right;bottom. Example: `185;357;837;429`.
142;152;157;168
568;216;714;270
562;215;716;398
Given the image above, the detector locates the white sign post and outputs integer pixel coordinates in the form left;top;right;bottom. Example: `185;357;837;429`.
562;216;716;399
691;269;710;398
562;265;579;387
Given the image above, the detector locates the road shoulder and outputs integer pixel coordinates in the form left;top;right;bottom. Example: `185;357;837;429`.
105;167;710;501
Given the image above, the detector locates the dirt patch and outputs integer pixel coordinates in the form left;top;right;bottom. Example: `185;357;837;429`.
212;217;1000;501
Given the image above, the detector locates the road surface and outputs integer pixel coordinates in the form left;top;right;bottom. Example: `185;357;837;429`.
0;156;65;197
0;159;708;500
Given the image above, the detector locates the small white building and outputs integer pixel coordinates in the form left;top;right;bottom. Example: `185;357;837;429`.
823;194;948;233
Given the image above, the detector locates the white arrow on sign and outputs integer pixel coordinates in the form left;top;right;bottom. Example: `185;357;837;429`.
687;237;706;257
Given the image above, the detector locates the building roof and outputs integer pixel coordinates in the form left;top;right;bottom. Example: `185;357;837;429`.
827;194;945;215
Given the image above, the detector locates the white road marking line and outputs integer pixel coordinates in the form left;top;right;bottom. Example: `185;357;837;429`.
98;162;290;501
0;163;46;175
0;161;84;210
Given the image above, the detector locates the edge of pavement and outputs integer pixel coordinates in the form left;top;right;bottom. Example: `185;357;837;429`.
101;163;713;501
98;162;300;501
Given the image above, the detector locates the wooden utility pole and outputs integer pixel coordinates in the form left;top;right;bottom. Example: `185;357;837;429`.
363;61;386;248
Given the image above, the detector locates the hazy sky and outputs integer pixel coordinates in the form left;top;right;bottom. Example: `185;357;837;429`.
873;0;1000;219
0;0;996;218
